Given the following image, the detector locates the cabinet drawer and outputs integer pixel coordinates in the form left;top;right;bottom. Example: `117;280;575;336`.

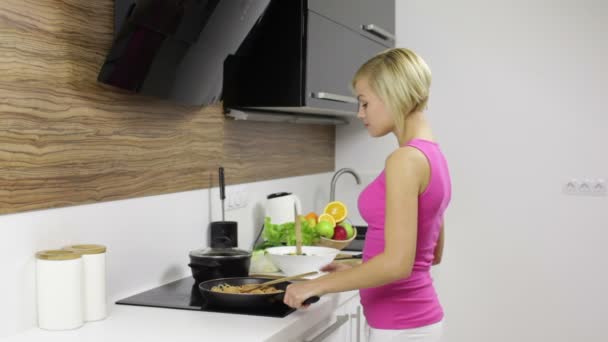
306;11;385;114
308;0;395;47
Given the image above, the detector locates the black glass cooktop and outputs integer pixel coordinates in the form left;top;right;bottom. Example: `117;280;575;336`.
116;277;296;318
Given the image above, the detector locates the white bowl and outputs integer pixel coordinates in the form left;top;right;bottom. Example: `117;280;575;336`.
265;246;340;276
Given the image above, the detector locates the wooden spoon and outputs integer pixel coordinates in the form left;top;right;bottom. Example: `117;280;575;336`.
295;207;303;256
241;271;318;293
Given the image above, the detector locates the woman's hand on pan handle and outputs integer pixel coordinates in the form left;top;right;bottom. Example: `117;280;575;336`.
321;262;353;273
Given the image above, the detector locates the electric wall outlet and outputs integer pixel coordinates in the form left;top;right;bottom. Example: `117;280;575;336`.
563;178;606;196
591;179;606;195
563;179;580;195
225;186;249;210
579;179;593;194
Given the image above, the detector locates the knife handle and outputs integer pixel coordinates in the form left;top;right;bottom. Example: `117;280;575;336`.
218;167;225;200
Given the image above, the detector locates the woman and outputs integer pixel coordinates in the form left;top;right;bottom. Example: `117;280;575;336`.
283;48;451;342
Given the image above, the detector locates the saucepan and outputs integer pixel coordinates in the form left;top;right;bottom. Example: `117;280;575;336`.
198;277;319;310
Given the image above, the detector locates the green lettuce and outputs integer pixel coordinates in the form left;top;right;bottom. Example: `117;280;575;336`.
259;216;320;248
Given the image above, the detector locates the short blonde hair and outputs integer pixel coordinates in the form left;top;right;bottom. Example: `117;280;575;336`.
352;48;432;132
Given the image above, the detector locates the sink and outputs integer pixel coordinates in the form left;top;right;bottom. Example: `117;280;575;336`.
342;225;367;252
353;225;367;236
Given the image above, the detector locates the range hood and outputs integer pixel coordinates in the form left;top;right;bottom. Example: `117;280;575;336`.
97;0;385;125
97;0;272;107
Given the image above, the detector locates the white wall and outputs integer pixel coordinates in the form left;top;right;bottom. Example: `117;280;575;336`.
337;1;608;341
0;172;333;338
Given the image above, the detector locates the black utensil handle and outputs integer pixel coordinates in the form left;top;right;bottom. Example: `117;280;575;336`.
303;296;320;305
218;167;225;200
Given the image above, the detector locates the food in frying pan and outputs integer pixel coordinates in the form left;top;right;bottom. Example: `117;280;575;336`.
210;283;284;294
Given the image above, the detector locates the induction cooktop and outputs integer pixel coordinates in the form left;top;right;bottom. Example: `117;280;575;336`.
116;277;296;318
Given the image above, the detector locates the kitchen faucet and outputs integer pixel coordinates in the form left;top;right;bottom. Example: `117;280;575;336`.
330;168;361;202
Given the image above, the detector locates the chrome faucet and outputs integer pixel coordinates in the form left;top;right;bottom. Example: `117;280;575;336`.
330;168;361;202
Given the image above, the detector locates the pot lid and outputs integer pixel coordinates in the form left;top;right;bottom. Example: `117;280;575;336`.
189;247;251;259
267;192;291;199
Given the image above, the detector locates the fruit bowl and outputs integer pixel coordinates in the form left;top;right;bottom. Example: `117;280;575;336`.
315;227;357;250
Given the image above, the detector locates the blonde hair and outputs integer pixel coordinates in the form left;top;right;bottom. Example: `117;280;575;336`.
352;48;432;133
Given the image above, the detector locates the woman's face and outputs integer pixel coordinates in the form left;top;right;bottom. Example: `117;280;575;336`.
354;78;395;137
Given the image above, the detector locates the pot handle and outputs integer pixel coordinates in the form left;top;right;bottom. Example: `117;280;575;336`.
188;262;215;269
188;259;220;268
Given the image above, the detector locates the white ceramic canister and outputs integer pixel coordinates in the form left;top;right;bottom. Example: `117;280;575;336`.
265;192;302;225
35;250;84;330
64;244;107;321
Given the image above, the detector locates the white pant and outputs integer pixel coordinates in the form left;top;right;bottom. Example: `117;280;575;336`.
367;320;443;342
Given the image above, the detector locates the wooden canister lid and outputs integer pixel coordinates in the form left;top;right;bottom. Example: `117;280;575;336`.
35;250;81;261
64;244;106;255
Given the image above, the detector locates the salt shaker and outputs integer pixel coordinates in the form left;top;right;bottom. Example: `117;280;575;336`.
35;250;84;330
64;244;107;321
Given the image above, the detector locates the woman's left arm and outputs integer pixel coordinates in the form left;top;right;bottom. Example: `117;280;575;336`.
284;147;429;308
432;221;445;265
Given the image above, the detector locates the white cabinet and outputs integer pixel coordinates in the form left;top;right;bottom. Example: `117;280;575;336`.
299;295;367;342
344;295;367;342
347;298;367;342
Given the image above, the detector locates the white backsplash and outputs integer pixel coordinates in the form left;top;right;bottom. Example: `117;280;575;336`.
0;172;334;337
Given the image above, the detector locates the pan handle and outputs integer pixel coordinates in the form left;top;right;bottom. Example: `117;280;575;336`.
302;296;320;305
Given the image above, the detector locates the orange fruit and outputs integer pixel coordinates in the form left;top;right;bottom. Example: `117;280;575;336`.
317;213;336;228
305;212;318;223
323;201;348;223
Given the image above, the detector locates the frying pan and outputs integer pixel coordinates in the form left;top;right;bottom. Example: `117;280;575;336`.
198;277;319;311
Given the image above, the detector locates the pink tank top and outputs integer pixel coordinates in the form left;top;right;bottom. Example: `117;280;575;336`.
358;138;451;329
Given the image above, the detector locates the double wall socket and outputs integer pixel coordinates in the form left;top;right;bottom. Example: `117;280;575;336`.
563;178;606;196
225;186;249;210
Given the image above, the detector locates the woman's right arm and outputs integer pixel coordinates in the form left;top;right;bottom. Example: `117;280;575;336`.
432;222;444;265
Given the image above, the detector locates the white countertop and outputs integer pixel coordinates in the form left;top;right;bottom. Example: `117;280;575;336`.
5;290;358;342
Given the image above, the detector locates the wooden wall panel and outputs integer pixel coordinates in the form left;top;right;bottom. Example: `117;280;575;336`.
0;0;334;215
222;120;335;185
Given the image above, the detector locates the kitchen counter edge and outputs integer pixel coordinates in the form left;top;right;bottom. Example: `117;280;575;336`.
4;290;359;342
